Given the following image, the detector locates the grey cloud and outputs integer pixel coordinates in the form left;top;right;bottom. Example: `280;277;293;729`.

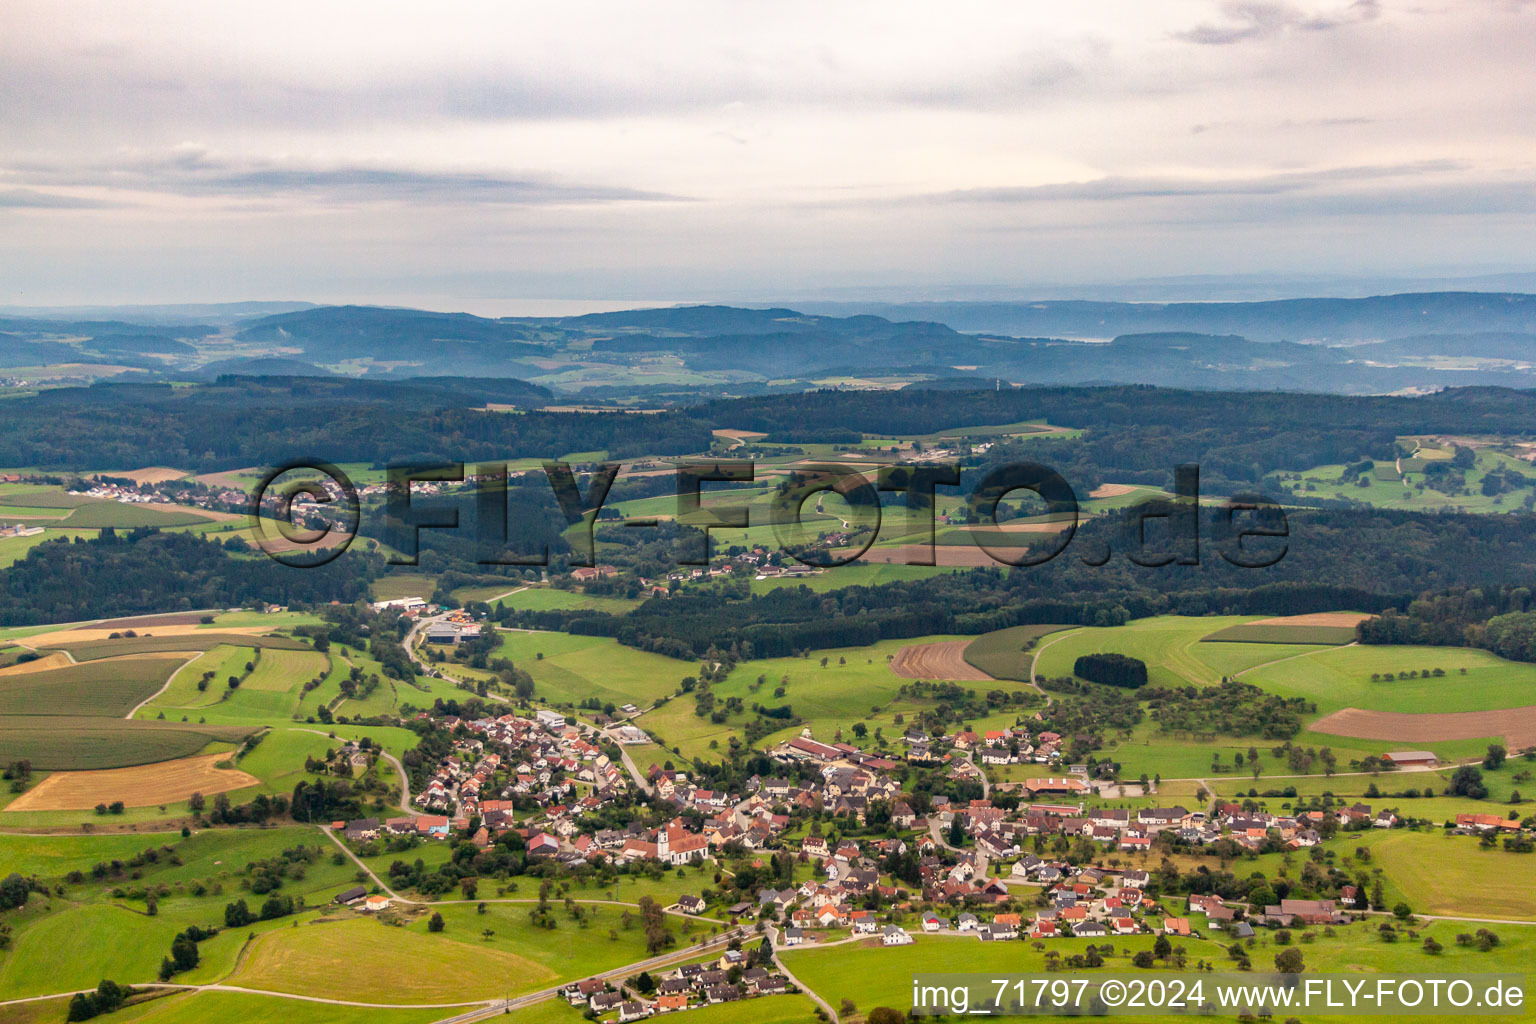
0;188;117;209
5;153;683;206
1176;0;1381;45
923;159;1466;204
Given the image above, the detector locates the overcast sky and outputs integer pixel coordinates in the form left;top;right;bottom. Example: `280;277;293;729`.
2;0;1534;311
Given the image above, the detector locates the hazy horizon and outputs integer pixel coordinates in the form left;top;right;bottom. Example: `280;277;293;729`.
5;1;1536;307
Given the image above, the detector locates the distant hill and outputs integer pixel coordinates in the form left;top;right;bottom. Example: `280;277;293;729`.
785;292;1536;343
193;356;334;378
237;305;547;371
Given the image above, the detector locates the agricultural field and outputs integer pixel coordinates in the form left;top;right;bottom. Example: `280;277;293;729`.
56;502;212;528
888;640;992;681
1031;615;1324;688
782;922;1536;1023
639;635;1038;762
1202;611;1368;646
1242;642;1536;716
14;991;451;1024
54;632;311;661
961;623;1074;680
0;528;95;569
0;827;370;1001
0;654;191;717
0;715;256;772
495;586;642;615
488;629;691;708
372;573;439;601
3;752;258;811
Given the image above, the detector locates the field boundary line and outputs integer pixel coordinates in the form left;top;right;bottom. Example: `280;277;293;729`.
124;651;201;719
1233;640;1355;680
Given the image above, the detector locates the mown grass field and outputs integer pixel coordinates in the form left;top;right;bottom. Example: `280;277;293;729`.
496;587;642;614
1242;642;1536;715
372;573;439;601
0;528;94;569
782;923;1536;1023
1031;615;1324;688
29;991;451;1024
147;644;251;710
0;825;386;1000
490;630;689;708
229;915;549;1003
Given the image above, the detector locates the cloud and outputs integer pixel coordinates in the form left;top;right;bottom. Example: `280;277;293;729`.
0;188;116;209
1175;0;1381;45
921;160;1468;204
4;151;683;206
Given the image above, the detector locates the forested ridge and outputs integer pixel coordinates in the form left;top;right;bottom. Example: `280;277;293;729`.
0;530;374;625
499;505;1536;659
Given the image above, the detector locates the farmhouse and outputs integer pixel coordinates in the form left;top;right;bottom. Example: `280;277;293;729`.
1381;750;1438;767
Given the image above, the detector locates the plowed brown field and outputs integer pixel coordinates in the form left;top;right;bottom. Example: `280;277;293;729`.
1311;706;1536;750
889;640;994;681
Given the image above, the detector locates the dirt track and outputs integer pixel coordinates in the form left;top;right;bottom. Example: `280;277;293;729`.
5;752;260;811
1312;706;1536;750
889;640;994;681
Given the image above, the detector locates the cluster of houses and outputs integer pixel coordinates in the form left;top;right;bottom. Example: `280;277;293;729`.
333;709;637;852
329;708;1453;959
337;814;452;843
564;950;792;1021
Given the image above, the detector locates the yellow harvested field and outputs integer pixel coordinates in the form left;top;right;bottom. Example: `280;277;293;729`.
113;467;190;485
27;624;270;647
1088;483;1139;498
4;752;259;811
0;652;73;676
192;467;259;489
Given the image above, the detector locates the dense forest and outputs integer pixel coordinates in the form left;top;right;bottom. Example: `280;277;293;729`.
502;507;1536;659
0;377;707;470
0;530;374;625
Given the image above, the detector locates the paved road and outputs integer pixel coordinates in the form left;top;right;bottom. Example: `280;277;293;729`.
767;924;839;1023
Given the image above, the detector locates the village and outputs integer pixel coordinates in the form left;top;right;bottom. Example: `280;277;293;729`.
323;700;1529;1023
